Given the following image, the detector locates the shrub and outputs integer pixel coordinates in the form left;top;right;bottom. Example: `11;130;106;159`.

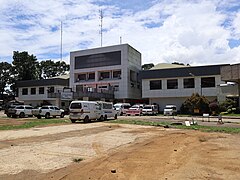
181;93;209;115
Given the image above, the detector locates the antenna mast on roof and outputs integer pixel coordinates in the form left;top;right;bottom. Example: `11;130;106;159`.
99;10;103;47
60;21;63;61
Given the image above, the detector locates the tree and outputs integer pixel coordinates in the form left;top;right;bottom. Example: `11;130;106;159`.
38;60;69;79
12;51;39;81
180;93;209;114
142;63;154;70
0;62;13;98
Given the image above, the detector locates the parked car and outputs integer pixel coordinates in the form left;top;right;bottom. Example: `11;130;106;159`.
163;105;177;116
69;101;101;123
126;104;144;116
142;105;158;115
32;105;65;119
113;103;131;116
4;100;24;117
97;101;117;120
7;105;34;118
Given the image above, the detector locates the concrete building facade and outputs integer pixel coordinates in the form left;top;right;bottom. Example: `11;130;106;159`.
70;44;142;102
140;64;238;111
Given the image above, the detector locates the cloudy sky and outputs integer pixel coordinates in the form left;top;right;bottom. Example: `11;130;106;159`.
0;0;239;66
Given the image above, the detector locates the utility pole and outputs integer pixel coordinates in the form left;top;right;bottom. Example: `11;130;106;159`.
99;10;103;47
60;21;63;61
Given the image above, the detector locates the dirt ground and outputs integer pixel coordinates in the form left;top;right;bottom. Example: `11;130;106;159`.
0;116;240;180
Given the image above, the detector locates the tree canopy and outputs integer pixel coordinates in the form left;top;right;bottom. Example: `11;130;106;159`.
1;51;70;96
142;63;154;70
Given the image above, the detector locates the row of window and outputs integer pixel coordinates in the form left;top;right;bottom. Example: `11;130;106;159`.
75;70;121;82
150;77;215;90
22;87;55;95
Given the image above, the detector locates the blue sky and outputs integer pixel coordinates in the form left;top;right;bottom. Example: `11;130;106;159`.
0;0;239;65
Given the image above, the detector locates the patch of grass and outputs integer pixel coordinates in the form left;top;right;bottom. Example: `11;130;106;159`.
222;113;240;117
108;119;171;127
0;119;70;131
73;158;84;163
108;119;240;134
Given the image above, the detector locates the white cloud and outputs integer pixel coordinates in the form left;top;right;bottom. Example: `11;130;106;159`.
0;0;239;66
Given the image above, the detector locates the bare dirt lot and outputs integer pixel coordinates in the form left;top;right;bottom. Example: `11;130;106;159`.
0;115;240;180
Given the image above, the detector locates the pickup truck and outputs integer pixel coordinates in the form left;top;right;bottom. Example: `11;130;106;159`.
7;105;33;118
32;105;65;119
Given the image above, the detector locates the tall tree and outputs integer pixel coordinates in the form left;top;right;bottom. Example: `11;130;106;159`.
0;62;13;97
12;51;39;81
39;60;69;79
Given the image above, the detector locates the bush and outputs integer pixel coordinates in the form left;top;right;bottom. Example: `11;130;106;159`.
219;98;237;114
181;93;209;115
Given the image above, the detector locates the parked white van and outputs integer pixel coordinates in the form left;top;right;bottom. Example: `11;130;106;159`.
163;105;177;116
69;101;101;123
97;101;117;120
113;103;131;116
142;105;158;115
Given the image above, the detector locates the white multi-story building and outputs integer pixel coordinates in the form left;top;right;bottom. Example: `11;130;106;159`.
70;44;142;102
140;64;238;111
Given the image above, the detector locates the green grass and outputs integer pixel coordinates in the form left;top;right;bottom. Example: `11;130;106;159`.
108;119;240;134
0;119;70;131
222;113;240;117
109;119;171;126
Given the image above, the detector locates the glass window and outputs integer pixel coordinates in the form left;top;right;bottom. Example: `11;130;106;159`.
47;87;54;93
78;74;86;81
184;78;195;88
167;79;178;89
75;51;121;69
88;73;95;80
39;87;44;94
22;88;28;95
113;70;121;79
150;80;162;90
31;88;36;95
99;72;110;80
201;77;215;88
70;103;82;109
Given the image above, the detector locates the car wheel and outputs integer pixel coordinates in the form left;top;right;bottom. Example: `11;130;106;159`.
114;114;117;119
83;116;90;123
6;113;11;118
99;115;104;121
71;119;76;123
104;115;107;120
60;113;64;118
37;116;42;119
45;113;50;119
19;112;25;118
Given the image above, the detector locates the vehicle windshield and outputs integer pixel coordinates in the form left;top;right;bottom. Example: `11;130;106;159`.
131;105;139;108
114;105;121;108
70;103;82;109
143;106;152;109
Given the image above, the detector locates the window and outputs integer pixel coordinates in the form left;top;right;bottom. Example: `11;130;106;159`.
31;88;36;95
201;77;215;88
47;87;54;93
78;74;86;81
39;87;44;94
22;88;28;95
184;78;195;88
70;103;82;109
113;70;121;79
150;80;162;90
88;73;95;80
75;51;121;69
167;79;178;89
99;72;110;80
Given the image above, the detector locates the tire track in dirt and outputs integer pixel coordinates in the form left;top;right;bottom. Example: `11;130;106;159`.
0;125;120;149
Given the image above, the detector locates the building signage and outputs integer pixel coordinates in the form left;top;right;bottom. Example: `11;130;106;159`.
61;92;73;100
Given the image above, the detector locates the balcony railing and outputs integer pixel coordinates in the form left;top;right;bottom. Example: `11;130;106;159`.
48;88;114;100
